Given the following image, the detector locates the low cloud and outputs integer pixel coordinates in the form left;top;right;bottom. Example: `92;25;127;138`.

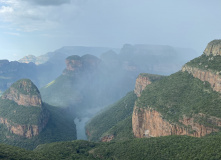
0;0;80;31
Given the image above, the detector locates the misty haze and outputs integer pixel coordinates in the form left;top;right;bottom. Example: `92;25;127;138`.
0;0;221;159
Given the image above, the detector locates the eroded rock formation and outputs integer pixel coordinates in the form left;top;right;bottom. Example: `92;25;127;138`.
0;79;49;138
134;73;163;97
134;75;152;97
204;40;221;56
63;54;100;75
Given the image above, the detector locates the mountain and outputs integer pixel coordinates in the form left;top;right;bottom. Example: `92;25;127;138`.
40;54;138;120
40;54;101;111
0;79;76;149
132;40;221;138
19;46;118;65
85;73;164;142
118;44;198;75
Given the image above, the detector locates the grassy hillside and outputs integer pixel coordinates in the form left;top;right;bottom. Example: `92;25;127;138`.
86;91;137;141
136;71;221;127
0;103;76;150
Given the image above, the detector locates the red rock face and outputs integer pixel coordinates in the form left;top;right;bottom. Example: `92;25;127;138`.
134;75;152;97
182;65;221;93
0;79;49;138
132;106;218;138
0;116;49;138
2;88;42;107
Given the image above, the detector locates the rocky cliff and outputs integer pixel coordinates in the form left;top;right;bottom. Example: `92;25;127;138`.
132;106;219;138
182;65;221;93
132;39;221;139
204;40;221;56
182;39;221;93
134;73;163;97
62;54;100;76
0;79;49;138
2;79;42;107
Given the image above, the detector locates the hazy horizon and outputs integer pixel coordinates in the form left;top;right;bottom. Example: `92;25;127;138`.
0;0;221;60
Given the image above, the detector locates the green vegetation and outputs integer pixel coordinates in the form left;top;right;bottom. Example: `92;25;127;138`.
208;39;221;45
186;54;221;73
139;73;164;82
92;133;221;160
35;140;97;160
86;91;137;141
0;99;42;125
136;71;221;127
1;133;221;159
0;103;76;150
101;116;134;141
5;79;40;96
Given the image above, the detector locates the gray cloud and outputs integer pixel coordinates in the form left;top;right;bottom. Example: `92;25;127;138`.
24;0;71;6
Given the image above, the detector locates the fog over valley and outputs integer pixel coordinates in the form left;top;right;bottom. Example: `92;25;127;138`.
0;1;221;159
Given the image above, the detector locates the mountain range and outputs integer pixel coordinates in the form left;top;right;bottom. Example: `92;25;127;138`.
1;40;220;159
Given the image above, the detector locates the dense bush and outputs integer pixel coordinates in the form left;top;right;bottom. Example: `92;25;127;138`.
186;54;221;73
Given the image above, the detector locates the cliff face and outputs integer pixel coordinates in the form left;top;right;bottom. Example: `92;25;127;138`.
0;79;49;138
0;116;48;138
134;75;153;97
134;73;164;97
132;40;221;139
2;79;42;107
204;40;221;56
63;54;100;76
2;88;42;107
132;106;218;138
182;65;221;93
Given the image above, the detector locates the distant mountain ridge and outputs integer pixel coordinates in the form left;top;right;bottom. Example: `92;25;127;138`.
19;46;119;65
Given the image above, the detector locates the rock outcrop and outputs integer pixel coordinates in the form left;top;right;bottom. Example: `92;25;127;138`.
101;135;114;142
2;79;42;107
63;54;100;76
182;65;221;93
132;106;219;138
204;40;221;56
0;79;49;138
134;73;163;97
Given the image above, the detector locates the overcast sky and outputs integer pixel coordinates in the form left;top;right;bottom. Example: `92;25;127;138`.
0;0;221;60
